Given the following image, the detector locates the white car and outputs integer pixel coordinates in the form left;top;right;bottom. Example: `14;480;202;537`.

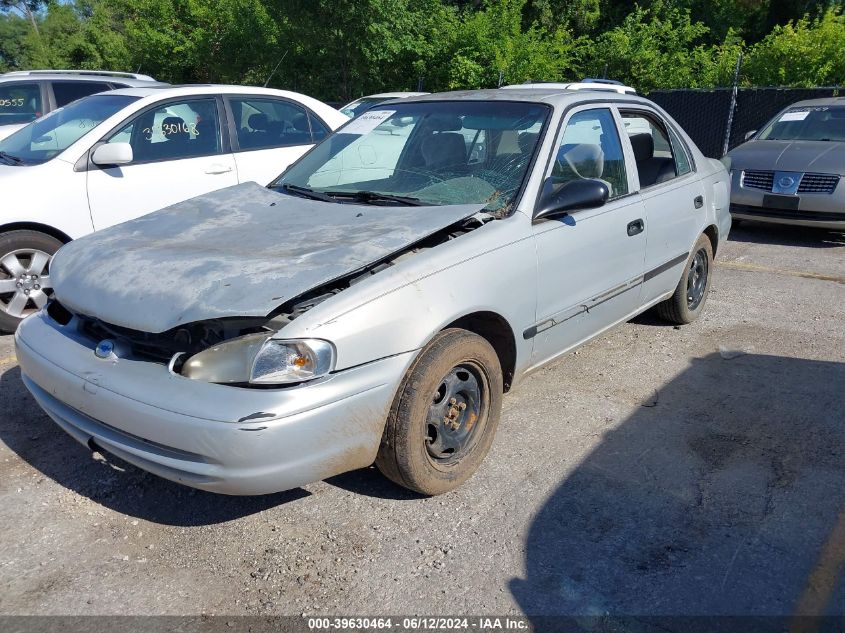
339;92;428;118
0;84;347;331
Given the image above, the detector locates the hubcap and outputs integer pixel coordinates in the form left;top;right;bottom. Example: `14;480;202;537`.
686;248;708;310
0;249;53;319
425;363;485;464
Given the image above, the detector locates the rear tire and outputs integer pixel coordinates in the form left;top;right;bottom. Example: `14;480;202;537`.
0;230;62;333
656;233;713;325
376;328;503;495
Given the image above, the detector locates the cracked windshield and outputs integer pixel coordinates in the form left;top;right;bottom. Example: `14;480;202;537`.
274;101;548;212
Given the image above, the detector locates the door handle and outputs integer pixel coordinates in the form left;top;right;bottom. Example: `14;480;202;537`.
694;195;704;209
627;219;644;237
205;164;233;175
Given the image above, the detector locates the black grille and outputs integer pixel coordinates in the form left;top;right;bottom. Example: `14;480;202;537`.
742;170;774;191
80;318;184;363
798;173;839;194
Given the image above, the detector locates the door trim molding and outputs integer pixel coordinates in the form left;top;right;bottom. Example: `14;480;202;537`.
643;252;689;282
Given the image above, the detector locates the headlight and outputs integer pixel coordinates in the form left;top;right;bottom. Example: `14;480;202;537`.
251;338;334;384
181;334;334;386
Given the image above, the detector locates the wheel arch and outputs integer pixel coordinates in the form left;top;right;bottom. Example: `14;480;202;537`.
0;222;73;245
703;223;719;256
443;311;517;392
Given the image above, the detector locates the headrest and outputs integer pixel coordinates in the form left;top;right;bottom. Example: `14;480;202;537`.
561;143;604;179
518;132;538;155
249;113;269;131
291;113;310;132
421;132;466;167
629;133;654;163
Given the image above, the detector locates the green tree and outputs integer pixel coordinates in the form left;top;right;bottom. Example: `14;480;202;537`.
446;0;587;89
743;7;845;86
590;2;742;90
111;0;280;83
0;13;30;71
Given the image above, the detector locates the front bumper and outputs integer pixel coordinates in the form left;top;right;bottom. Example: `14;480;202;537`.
729;170;845;230
15;311;415;495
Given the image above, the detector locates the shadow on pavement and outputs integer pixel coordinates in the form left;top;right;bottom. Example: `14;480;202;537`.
0;366;309;526
325;467;426;501
729;221;845;248
511;353;845;626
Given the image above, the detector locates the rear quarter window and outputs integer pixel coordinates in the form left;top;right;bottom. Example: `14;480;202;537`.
0;83;42;126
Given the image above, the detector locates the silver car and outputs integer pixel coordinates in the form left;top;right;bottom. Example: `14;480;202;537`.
15;89;731;496
726;97;845;230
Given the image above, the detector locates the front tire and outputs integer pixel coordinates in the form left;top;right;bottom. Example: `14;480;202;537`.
0;230;62;333
656;233;714;325
376;329;503;495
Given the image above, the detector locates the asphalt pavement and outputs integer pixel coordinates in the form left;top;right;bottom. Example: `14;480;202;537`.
0;221;842;623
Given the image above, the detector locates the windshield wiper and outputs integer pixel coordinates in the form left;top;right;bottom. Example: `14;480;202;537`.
326;190;427;206
0;151;23;165
279;183;335;202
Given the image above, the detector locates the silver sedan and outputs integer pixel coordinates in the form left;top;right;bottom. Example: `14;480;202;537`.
726;97;845;230
16;88;731;496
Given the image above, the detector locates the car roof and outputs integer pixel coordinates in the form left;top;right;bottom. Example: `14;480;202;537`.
785;96;845;108
106;84;326;99
399;88;656;108
0;70;163;86
357;92;429;99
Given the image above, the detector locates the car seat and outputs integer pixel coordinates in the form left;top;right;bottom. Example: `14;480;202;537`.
420;132;467;171
629;133;675;187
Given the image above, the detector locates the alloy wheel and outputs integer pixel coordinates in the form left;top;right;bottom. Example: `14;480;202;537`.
0;249;53;318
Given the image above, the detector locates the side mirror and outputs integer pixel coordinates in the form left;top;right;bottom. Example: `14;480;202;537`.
92;142;133;167
744;130;757;141
534;178;610;222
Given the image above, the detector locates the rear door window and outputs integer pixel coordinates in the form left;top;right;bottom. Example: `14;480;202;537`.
52;82;112;107
229;98;315;150
0;82;42;126
620;111;681;188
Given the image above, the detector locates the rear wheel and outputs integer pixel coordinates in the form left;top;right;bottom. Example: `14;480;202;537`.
0;230;62;332
656;233;713;325
376;329;503;495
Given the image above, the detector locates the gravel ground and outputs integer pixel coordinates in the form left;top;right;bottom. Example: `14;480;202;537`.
0;221;842;620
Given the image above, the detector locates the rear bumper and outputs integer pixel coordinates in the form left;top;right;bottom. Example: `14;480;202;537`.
15;311;414;495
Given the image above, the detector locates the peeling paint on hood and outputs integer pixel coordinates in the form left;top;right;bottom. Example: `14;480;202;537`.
51;182;484;333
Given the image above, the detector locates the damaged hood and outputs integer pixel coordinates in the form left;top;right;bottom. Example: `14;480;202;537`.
52;182;484;333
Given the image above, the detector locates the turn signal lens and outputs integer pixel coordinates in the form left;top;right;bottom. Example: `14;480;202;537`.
250;339;334;385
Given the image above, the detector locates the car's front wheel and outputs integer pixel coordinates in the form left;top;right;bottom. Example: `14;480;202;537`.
656;233;714;325
376;328;503;495
0;230;62;333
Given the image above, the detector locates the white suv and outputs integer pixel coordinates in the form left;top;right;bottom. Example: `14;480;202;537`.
0;70;165;141
0;84;347;331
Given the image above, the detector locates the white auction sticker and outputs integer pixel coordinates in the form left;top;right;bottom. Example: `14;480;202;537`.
780;111;809;122
339;110;396;135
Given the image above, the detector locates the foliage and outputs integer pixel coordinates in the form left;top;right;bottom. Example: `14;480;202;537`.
743;8;845;87
587;2;744;91
0;0;843;100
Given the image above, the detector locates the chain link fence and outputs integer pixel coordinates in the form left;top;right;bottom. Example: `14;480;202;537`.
648;87;843;158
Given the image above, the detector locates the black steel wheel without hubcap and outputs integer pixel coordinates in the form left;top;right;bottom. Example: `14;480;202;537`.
655;233;714;326
425;362;486;464
375;328;503;495
686;248;709;310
